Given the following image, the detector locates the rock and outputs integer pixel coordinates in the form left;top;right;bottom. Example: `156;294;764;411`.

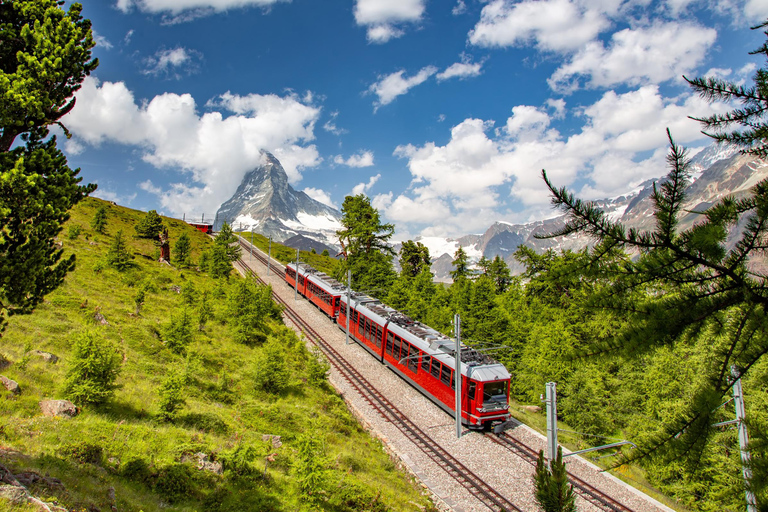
39;400;78;418
0;357;10;370
521;405;542;414
169;285;181;294
0;464;22;487
94;312;109;325
182;453;223;475
32;351;58;364
0;376;19;394
262;434;282;449
0;484;28;504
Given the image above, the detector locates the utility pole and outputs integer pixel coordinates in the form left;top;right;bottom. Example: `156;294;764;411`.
454;314;462;439
545;382;558;466
267;237;272;276
733;367;757;512
295;248;299;302
249;228;254;263
346;270;351;345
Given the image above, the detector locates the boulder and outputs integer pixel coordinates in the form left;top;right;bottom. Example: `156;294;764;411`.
39;400;78;418
0;484;27;504
262;434;282;449
0;464;22;487
32;351;58;364
182;453;223;475
169;285;181;294
0;357;10;370
94;312;109;325
521;405;542;414
0;376;20;394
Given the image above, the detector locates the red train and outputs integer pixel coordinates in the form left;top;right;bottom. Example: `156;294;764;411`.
285;262;511;430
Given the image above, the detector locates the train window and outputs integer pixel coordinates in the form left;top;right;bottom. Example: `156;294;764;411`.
468;382;476;400
407;346;418;373
483;382;508;403
441;365;451;386
431;358;440;378
376;326;382;347
393;336;401;360
364;319;371;340
422;355;430;372
386;333;393;354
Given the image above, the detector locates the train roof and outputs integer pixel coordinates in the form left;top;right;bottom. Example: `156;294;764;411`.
288;262;346;295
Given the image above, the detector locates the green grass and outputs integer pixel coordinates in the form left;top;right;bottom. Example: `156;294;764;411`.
238;231;340;277
0;197;433;512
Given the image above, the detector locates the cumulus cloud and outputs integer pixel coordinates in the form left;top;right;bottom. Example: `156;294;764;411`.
334;151;375;168
436;55;485;82
323;111;347;135
143;47;202;79
368;66;438;110
385;86;730;237
351;174;381;196
93;31;113;50
116;0;287;15
303;187;337;209
452;0;467;15
468;0;614;52
548;22;717;92
63;77;321;216
354;0;425;43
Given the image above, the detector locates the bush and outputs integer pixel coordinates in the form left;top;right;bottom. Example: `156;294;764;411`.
63;330;121;405
60;442;103;465
154;463;196;503
328;482;388;512
158;369;186;422
164;308;193;354
219;443;260;479
306;348;330;386
253;339;289;394
293;430;327;499
106;230;132;271
67;224;81;240
121;457;154;484
174;232;192;267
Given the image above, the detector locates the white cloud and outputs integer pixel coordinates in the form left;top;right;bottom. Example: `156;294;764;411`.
124;29;135;45
436;55;485;82
352;174;381;196
386;86;730;237
334;150;375;168
323;111;347;135
546;98;566;119
93;31;113;50
468;0;614;52
143;47;202;78
116;0;287;15
548;22;717;91
368;66;438;110
452;0;467;15
63;77;321;216
93;187;137;205
303;187;337;209
745;0;768;20
354;0;425;43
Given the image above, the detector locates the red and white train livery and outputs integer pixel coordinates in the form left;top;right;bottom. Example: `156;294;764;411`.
286;263;511;429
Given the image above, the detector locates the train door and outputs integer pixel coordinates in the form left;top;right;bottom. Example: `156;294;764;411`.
465;379;478;426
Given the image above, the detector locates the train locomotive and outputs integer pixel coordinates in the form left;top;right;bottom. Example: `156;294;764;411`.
286;262;511;430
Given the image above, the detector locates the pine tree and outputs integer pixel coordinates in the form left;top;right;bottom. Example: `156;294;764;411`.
685;21;768;158
157;369;186;422
533;448;576;512
91;205;107;234
450;246;470;282
399;240;431;278
134;210;164;239
173;232;191;267
63;330;121;406
106;230;132;271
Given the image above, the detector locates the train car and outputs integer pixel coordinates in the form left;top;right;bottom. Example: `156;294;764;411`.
293;263;511;430
285;263;345;319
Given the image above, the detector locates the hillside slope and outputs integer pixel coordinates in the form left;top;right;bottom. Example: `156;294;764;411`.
0;197;432;512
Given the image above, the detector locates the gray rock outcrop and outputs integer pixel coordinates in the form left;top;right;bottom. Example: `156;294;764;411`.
0;376;20;394
39;400;78;418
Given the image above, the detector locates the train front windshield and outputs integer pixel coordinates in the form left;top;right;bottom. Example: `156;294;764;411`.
483;381;508;404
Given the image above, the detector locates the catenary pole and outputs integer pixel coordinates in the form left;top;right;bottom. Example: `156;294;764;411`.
346;270;351;345
250;228;254;263
454;314;462;439
546;382;558;466
295;248;299;301
732;367;757;512
267;237;272;276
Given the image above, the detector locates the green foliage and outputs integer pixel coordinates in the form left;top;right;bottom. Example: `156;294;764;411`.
63;330;121;405
135;209;164;239
67;224;81;240
181;281;196;306
60;441;103;465
91;205;107;234
134;285;147;315
106;229;132;270
399;240;431;278
0;0;98;150
336;194;396;298
219;443;260;479
227;277;281;346
533;447;576;512
293;429;327;498
157;369;186;422
196;289;212;331
173;232;192;267
215;222;241;262
153;463;196;504
121;457;153;484
253;337;289;394
685;21;768;158
164;307;193;354
306;348;330;386
450;246;470;282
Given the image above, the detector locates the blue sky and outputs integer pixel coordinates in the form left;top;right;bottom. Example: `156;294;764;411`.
61;0;767;239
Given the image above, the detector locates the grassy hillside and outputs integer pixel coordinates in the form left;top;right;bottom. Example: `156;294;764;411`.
239;232;340;277
0;197;433;512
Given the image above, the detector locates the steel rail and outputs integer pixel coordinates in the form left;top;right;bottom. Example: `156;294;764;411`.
234;257;520;512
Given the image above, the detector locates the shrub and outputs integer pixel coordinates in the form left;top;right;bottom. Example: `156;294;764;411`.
134;285;147;315
181;281;196;306
63;331;121;405
306;348;330;386
67;224;81;240
106;230;132;271
328;482;388;512
164;308;193;354
253;339;289;394
121;457;154;484
219;443;259;479
60;442;103;465
293;431;326;499
154;463;195;503
197;290;212;331
158;369;186;422
91;205;107;234
135;209;164;239
174;232;192;267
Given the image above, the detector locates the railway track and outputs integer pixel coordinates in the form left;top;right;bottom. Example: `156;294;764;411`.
234;237;640;512
234;257;520;512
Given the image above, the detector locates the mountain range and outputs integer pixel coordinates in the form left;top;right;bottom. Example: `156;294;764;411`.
216;145;767;282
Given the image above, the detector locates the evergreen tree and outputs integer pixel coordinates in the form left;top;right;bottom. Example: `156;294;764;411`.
164;308;193;355
106;230;132;270
157;369;186;422
173;232;191;267
488;255;512;293
215;222;241;262
335;194;396;297
196;289;212;331
450;246;470;282
134;209;164;239
685;21;768;157
63;330;121;406
399;240;431;278
91;205;107;234
533;447;576;512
